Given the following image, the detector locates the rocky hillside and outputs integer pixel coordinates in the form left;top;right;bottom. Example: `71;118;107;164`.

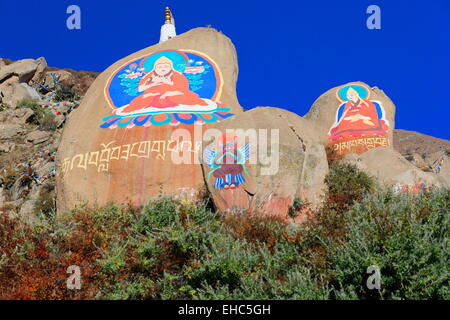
394;129;450;156
0;57;83;220
0;57;98;100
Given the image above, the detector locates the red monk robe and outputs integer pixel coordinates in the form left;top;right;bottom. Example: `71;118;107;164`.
122;57;208;113
329;88;388;141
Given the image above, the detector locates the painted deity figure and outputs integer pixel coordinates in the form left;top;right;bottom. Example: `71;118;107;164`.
121;56;209;114
329;87;389;141
205;133;250;189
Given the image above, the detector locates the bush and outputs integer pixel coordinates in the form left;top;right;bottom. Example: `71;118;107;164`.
0;103;9;111
38;113;58;131
53;86;77;102
325;162;375;211
326;189;450;299
0;188;448;300
16;99;56;129
17;99;44;124
33;183;56;217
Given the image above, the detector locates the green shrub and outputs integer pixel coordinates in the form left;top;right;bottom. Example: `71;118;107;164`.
17;99;44;124
325;162;375;210
53;86;77;102
97;241;127;275
33;184;56;218
0;103;9;111
38;113;58;131
288;197;306;218
16;99;56;129
325;189;450;299
1;186;448;300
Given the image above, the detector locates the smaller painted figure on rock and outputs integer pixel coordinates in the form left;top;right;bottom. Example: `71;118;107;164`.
205;133;250;190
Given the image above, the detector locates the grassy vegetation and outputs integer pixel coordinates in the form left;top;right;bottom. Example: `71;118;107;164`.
53;86;77;102
0;164;448;300
0;103;10;112
16;99;57;130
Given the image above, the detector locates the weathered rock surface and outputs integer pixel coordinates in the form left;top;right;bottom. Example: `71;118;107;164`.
0;59;38;83
394;129;450;156
43;70;75;89
0;187;5;203
340;147;443;189
201;107;328;219
305;82;396;156
405;153;429;171
0;124;25;140
31;57;48;83
0;141;14;153
26;130;51;144
0;74;41;107
0;107;34;124
56;28;243;213
18;199;35;216
12;83;41;104
2;35;446;222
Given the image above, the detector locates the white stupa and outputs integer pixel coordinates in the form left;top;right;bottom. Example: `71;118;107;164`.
159;7;176;43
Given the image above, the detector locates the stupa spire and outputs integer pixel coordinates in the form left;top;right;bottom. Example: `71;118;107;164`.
160;6;176;43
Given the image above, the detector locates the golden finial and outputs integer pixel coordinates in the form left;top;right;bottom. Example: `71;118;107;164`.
164;7;172;23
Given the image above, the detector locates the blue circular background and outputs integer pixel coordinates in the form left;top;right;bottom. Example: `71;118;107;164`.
107;50;218;109
338;85;369;101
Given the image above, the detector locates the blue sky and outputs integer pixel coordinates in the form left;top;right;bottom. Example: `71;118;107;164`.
1;0;449;139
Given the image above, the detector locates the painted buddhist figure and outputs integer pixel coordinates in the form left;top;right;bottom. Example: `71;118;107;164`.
120;56;210;114
205;133;250;190
102;49;234;128
329;87;389;141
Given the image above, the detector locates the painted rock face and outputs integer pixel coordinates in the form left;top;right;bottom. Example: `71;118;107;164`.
56;28;243;213
101;49;233;129
201;107;329;220
305;82;396;157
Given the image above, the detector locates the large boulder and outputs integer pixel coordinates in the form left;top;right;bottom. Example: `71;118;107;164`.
31;57;48;84
340;147;443;190
201;107;328;219
306;82;395;156
0;107;34;124
43;70;75;89
0;59;38;83
56;28;243;213
26;130;51;144
0;123;25;140
0;76;41;107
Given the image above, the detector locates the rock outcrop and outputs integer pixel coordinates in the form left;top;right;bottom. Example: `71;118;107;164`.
0;58;48;107
339;147;444;190
0;59;38;83
0;58;84;222
393;129;450;157
306;82;395;156
56;28;243;213
201;107;328;219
